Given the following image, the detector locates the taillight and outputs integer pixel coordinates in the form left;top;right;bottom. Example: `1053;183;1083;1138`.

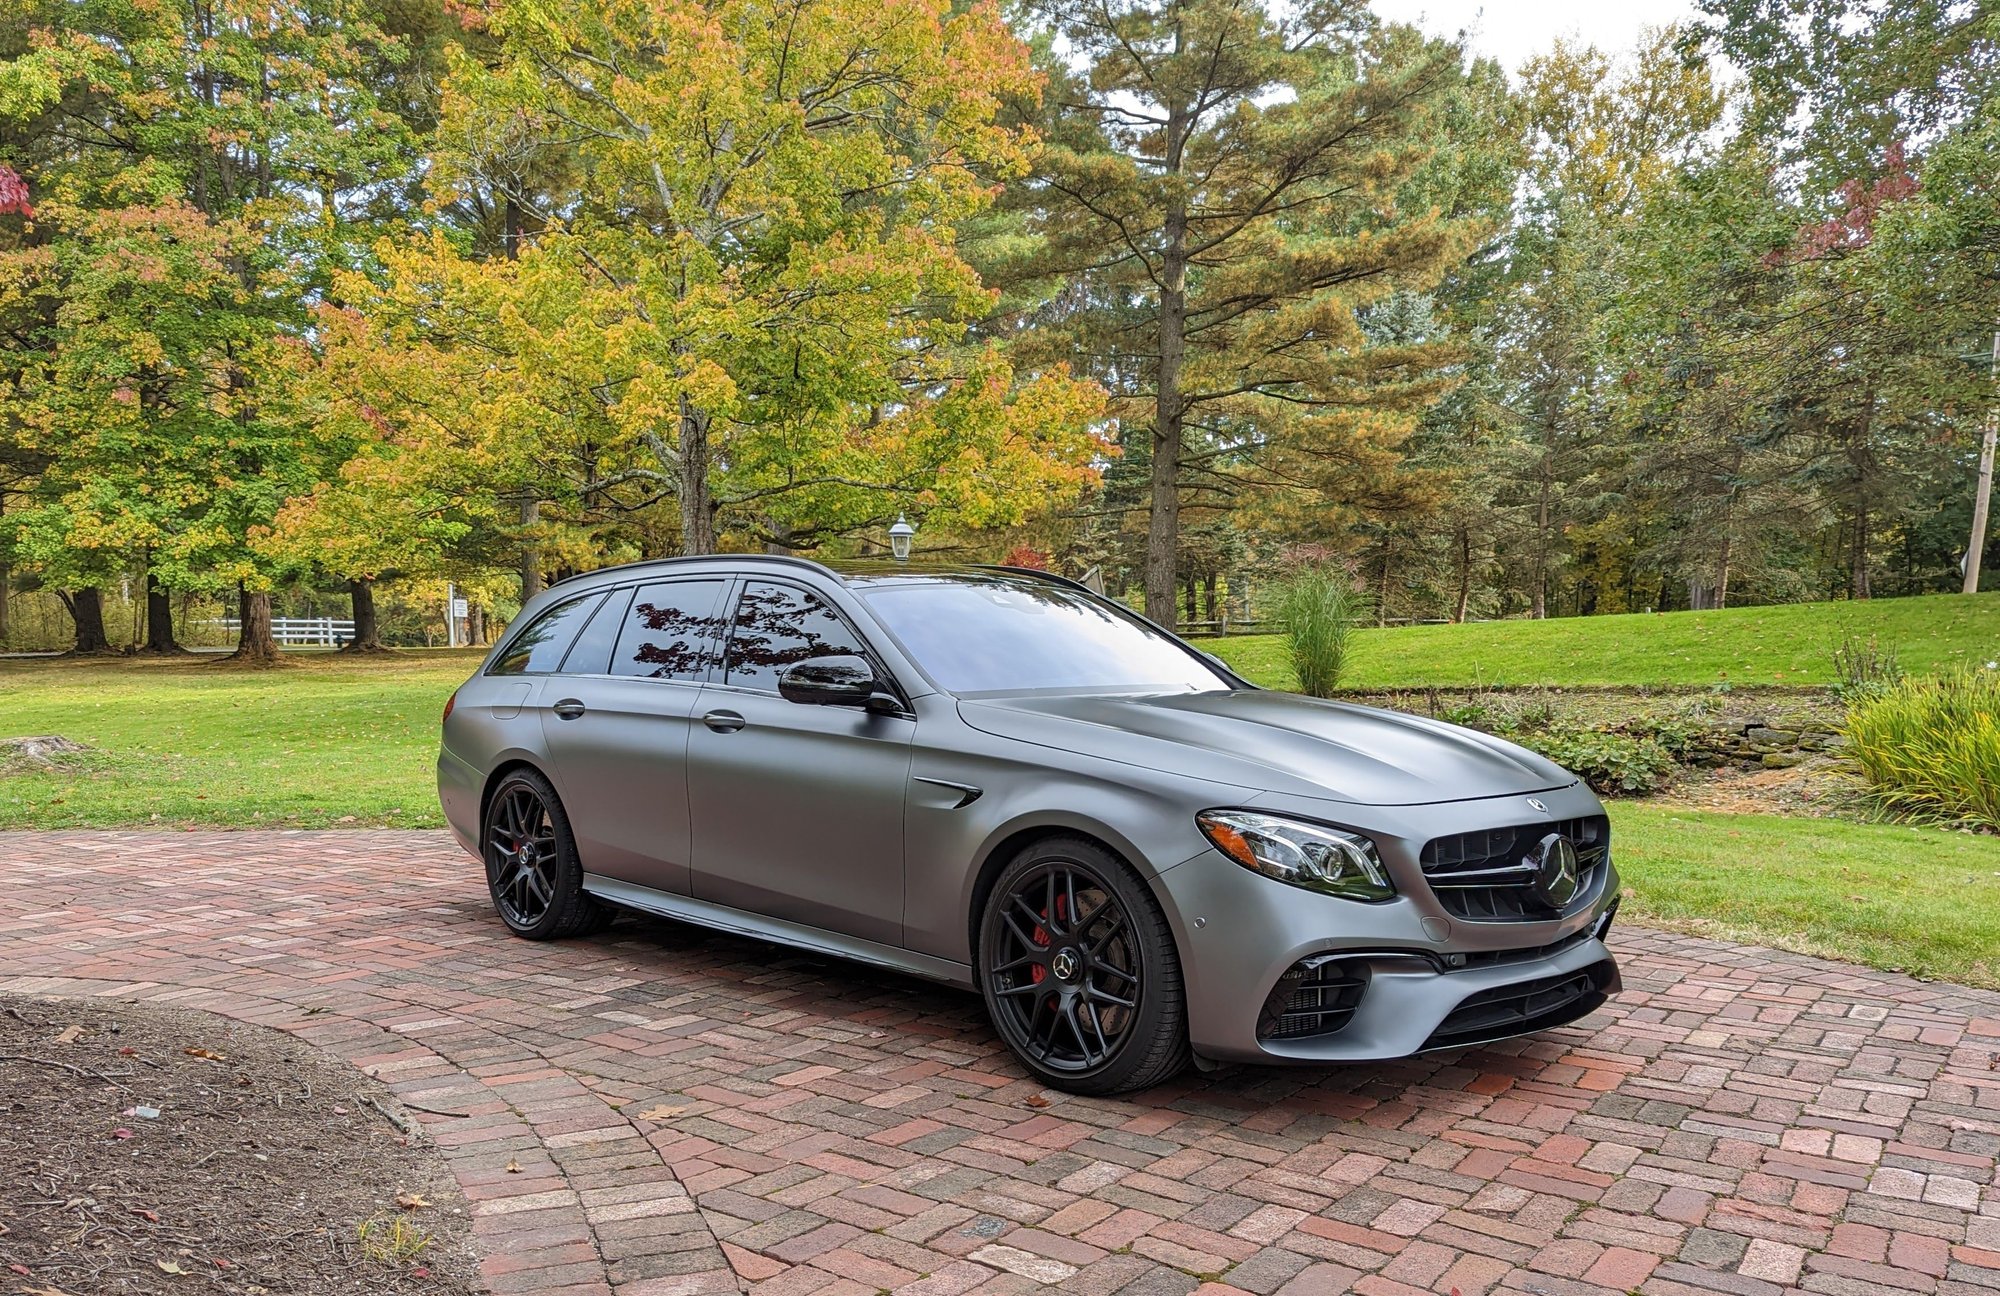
442;690;458;725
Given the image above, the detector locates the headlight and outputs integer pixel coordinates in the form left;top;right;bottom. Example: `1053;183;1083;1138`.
1196;809;1394;902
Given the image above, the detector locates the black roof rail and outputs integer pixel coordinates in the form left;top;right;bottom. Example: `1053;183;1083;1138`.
549;552;839;587
974;564;1099;595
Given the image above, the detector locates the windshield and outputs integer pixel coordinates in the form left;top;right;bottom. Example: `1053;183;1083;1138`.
858;578;1233;695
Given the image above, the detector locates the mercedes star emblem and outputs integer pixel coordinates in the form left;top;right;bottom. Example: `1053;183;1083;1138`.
1532;833;1580;908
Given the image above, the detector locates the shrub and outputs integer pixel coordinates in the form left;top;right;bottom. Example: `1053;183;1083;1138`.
1276;566;1367;698
1845;668;2000;828
1515;723;1677;796
1831;633;1904;702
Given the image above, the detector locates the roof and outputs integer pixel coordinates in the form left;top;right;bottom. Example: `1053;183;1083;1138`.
552;553;1087;594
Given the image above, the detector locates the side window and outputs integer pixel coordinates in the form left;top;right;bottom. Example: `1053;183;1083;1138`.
608;579;725;680
490;593;603;675
723;581;870;692
558;587;634;675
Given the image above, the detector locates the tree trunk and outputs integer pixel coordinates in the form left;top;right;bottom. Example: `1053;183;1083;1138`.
229;585;280;664
1453;526;1472;624
0;488;9;644
341;577;387;652
468;601;486;646
62;586;115;654
1144;91;1192;631
679;395;716;555
1532;451;1552;619
518;496;543;603
1850;498;1871;600
1203;571;1218;623
140;567;185;654
1376;548;1393;626
1966;408;1996;595
1715;525;1733;610
1184;571;1198;624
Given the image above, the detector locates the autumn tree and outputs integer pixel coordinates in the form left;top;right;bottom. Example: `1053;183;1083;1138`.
346;0;1108;589
0;0;420;659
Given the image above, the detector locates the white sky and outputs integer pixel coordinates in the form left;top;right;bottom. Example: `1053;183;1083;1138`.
1373;0;1700;72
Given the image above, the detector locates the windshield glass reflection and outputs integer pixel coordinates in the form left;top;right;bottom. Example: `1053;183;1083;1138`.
860;579;1230;695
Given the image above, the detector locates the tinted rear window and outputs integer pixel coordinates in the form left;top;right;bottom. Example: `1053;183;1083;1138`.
490;593;603;675
608;579;725;680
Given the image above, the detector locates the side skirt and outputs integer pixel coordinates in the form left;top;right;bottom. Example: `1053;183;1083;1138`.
582;873;976;991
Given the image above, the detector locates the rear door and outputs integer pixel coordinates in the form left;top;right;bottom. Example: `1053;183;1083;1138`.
536;577;728;896
685;578;915;947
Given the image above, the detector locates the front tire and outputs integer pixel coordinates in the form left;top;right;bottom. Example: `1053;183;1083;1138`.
977;837;1189;1095
481;768;612;940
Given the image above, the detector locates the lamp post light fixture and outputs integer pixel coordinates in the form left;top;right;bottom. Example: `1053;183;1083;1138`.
888;514;916;562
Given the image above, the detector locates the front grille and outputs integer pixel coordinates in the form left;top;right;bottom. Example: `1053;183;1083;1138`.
1420;815;1608;922
1258;957;1369;1041
1422;961;1615;1050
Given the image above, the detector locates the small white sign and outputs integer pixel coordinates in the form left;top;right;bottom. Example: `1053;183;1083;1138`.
450;598;468;617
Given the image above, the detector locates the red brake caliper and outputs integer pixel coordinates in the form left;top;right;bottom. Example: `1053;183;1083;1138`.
1028;894;1068;994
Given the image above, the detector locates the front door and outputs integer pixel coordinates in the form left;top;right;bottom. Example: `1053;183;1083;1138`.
686;579;914;947
537;577;728;896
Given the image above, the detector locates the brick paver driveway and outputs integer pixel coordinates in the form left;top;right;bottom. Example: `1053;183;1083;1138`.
4;831;1999;1296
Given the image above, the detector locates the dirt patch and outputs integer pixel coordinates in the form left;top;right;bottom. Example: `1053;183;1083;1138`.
1652;753;1868;818
0;997;477;1295
0;736;95;776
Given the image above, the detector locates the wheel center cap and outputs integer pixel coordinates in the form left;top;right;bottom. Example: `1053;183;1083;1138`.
1050;948;1080;982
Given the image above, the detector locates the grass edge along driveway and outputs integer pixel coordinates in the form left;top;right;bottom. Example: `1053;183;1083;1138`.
1209;590;2000;689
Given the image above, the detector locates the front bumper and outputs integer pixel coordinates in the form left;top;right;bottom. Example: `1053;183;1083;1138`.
1156;785;1622;1064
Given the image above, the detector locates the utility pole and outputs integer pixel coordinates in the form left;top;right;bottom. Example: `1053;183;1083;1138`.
1966;330;1998;595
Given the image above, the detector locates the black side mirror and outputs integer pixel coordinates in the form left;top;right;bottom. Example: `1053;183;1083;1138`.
778;655;881;707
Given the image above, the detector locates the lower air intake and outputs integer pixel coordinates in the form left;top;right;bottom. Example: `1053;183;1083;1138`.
1258;957;1369;1041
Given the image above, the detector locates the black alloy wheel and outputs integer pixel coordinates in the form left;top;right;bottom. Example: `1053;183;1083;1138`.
979;838;1188;1094
480;768;611;940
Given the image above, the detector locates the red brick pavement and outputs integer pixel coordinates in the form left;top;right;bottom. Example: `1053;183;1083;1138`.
4;831;1999;1296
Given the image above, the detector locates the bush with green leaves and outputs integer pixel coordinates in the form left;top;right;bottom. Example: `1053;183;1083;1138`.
1513;724;1678;796
1845;667;2000;828
1275;566;1368;698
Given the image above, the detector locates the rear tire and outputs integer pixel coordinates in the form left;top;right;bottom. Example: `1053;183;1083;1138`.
481;768;612;940
977;837;1189;1095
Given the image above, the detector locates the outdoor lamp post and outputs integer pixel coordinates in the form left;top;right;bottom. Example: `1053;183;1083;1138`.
889;515;916;562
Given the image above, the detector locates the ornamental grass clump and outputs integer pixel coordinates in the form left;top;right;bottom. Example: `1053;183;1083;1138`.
1844;666;2000;829
1276;566;1367;698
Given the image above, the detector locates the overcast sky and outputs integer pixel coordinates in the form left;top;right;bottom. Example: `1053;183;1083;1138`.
1372;0;1700;72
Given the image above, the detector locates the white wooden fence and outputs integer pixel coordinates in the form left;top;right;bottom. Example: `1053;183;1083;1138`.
206;617;357;647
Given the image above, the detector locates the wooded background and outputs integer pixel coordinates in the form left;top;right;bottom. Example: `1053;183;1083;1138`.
0;0;1994;656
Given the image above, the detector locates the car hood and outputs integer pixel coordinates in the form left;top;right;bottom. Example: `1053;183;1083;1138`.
957;689;1576;806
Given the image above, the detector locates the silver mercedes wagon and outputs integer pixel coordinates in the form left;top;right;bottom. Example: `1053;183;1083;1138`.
438;557;1621;1093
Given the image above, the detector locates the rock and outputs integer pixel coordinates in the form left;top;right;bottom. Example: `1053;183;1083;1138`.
1746;727;1800;745
1761;752;1807;769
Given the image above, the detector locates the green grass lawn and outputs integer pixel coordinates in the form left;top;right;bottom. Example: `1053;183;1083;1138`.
1210;591;2000;689
0;650;475;829
1611;803;2000;989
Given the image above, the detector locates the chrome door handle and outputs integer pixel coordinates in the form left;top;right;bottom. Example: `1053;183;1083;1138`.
703;709;746;733
551;698;586;720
